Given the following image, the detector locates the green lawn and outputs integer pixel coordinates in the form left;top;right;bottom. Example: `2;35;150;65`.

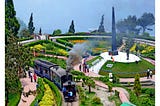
86;56;103;67
80;91;103;106
99;59;155;78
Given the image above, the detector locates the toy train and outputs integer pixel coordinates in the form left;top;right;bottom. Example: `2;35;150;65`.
34;59;76;102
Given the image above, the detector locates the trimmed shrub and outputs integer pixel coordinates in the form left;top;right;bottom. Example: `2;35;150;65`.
43;78;62;106
30;78;44;106
92;96;101;104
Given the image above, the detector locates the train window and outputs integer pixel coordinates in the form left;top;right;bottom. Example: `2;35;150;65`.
44;69;48;74
52;72;56;79
35;65;38;70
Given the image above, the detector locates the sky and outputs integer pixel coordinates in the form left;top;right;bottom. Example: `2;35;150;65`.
13;0;155;35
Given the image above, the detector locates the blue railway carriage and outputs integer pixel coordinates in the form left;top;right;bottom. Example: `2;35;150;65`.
34;59;77;101
34;59;73;90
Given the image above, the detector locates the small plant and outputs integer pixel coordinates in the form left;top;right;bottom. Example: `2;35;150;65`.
92;96;101;104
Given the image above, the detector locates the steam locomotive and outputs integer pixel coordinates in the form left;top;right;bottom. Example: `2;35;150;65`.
34;59;76;101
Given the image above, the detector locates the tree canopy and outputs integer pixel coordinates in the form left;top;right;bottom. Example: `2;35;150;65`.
137;12;155;33
5;0;33;105
68;20;75;33
5;0;20;44
28;13;35;35
116;13;155;35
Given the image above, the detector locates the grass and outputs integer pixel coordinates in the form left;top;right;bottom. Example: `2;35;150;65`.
108;94;121;106
86;56;103;67
80;91;103;106
99;59;155;78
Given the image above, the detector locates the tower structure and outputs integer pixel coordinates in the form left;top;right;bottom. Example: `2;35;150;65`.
109;7;118;55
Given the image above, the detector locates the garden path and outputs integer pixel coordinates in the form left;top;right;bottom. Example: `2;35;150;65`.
18;69;37;106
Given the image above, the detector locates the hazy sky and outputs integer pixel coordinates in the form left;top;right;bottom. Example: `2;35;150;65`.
13;0;155;35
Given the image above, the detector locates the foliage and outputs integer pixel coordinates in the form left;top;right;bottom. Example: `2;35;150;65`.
52;29;62;35
116;15;138;34
99;59;154;78
128;88;155;106
107;82;113;92
133;74;141;96
98;76;109;83
19;28;30;38
5;1;32;105
39;82;56;106
108;91;121;106
86;56;103;67
92;96;101;104
8;92;21;106
39;27;42;35
56;38;73;47
85;78;95;93
68;20;75;33
137;12;155;33
77;85;102;106
33;44;46;52
30;78;45;106
71;70;85;76
130;43;155;60
28;13;35;35
43;78;62;106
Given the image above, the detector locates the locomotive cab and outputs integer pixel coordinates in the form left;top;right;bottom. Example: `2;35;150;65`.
62;81;76;102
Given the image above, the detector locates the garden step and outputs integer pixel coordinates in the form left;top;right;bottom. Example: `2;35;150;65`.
120;80;153;84
120;81;155;87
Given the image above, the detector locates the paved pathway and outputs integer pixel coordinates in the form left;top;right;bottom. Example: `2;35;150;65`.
18;71;37;106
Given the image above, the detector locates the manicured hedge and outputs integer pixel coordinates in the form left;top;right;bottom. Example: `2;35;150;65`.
30;78;45;106
43;78;62;106
56;38;73;48
8;92;21;106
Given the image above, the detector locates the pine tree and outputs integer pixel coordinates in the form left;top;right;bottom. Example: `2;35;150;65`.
5;0;32;105
68;20;75;33
133;74;141;96
28;13;35;35
5;0;20;44
39;27;42;35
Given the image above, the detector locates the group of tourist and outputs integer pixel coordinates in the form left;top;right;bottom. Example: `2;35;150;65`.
28;70;37;82
147;68;152;79
79;63;89;73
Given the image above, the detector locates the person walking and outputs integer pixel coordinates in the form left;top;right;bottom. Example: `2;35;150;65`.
30;72;33;82
33;73;37;82
79;64;81;71
28;70;31;78
150;70;152;79
147;68;150;79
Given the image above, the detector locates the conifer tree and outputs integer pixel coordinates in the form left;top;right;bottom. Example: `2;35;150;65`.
28;13;35;35
39;27;42;35
68;20;75;33
5;0;20;44
133;74;141;96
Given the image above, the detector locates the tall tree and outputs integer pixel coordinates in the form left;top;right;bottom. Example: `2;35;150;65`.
133;74;141;96
68;20;75;33
116;15;138;34
98;15;105;33
39;27;42;35
5;0;20;44
28;13;35;35
5;0;32;105
137;13;155;33
52;29;62;35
